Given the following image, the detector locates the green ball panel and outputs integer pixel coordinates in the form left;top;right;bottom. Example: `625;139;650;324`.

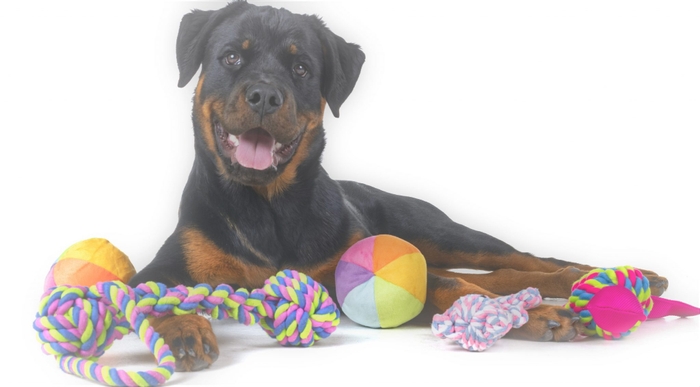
374;277;425;328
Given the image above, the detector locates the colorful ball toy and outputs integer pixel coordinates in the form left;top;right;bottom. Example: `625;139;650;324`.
566;266;700;339
335;235;427;328
44;238;136;291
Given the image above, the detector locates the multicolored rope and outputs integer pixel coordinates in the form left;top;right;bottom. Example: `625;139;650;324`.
566;266;653;339
431;288;542;351
34;269;340;386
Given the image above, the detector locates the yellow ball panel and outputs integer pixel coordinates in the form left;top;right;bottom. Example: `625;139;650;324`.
375;252;427;303
57;238;135;284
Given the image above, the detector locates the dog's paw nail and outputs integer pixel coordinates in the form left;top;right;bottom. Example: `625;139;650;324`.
542;330;554;341
178;348;186;359
547;320;561;329
203;344;210;354
562;329;578;342
188;348;196;357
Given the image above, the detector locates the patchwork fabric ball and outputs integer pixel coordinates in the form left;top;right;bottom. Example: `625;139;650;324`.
44;238;136;292
335;235;427;328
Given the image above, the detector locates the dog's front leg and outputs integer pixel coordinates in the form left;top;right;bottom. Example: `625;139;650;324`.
149;315;220;372
427;273;580;342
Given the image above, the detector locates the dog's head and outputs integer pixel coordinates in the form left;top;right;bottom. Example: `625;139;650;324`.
176;1;364;192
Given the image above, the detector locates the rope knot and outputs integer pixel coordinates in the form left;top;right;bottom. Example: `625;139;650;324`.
432;288;542;351
254;269;340;346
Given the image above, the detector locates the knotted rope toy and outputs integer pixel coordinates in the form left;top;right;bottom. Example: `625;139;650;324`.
34;269;340;386
431;287;542;351
566;266;700;339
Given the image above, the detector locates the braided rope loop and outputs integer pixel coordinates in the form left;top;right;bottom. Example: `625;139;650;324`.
35;270;338;385
432;288;542;351
35;283;175;386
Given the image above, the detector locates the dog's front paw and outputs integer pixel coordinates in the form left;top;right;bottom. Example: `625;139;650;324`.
646;273;669;296
632;268;668;296
506;304;580;342
150;314;219;372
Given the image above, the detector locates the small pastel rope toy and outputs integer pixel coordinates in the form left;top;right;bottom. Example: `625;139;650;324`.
566;266;700;339
34;269;340;386
431;287;542;351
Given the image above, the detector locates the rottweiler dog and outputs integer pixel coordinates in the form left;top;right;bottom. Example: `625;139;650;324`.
129;0;668;371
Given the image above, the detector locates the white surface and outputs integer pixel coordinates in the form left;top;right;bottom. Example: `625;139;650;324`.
3;0;699;385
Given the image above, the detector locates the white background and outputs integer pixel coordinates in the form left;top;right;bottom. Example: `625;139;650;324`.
2;0;699;385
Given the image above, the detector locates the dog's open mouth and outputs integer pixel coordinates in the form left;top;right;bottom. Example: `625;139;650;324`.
215;122;302;171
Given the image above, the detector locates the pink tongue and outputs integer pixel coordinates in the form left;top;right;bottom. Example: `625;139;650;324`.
236;128;275;170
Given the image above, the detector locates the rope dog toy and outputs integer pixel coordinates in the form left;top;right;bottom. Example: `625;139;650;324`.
431;287;542;351
566;266;700;339
34;269;340;386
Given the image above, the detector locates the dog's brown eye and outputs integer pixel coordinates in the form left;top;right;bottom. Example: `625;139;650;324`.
293;64;308;77
224;52;241;66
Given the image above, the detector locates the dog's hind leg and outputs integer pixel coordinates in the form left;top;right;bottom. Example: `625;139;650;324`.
428;267;585;299
413;238;667;297
340;181;668;296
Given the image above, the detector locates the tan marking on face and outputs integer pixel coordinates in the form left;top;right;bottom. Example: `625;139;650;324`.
195;74;205;105
220;84;298;143
319;97;326;117
242;39;250;50
289;44;298;55
252;98;326;200
194;96;229;176
252;113;322;200
181;227;275;287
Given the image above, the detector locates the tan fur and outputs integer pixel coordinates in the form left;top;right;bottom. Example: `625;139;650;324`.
181;227;275;287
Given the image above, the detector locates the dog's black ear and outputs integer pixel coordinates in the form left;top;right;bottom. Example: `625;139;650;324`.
176;2;250;88
176;9;216;88
314;18;365;118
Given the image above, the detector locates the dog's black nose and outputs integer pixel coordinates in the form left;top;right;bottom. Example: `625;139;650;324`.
246;84;284;115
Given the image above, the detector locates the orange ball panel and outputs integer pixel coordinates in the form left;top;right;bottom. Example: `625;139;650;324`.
53;258;121;287
372;234;421;272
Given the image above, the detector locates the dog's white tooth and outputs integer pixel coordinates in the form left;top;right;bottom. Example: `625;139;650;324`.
228;133;239;146
274;142;283;151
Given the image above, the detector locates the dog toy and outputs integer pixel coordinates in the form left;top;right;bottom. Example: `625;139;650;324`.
35;240;340;387
335;235;427;328
44;238;136;291
36;271;339;386
566;266;700;339
431;287;542;351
